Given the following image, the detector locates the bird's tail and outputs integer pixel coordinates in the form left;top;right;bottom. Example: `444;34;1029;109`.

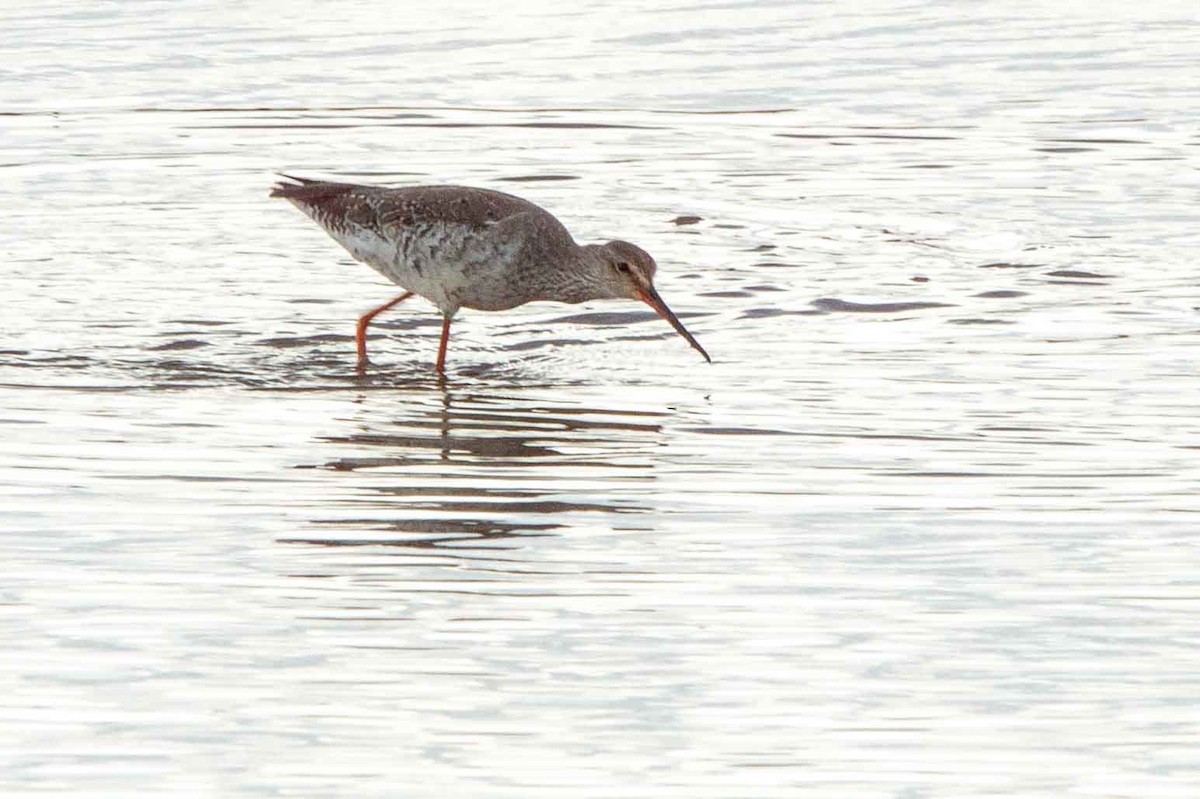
269;174;357;200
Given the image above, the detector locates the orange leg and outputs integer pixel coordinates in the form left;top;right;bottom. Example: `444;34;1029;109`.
356;291;413;369
435;316;452;374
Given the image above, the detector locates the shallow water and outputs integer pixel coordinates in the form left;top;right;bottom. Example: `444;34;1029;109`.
3;2;1200;797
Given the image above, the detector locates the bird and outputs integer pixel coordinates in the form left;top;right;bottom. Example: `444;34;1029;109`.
270;175;711;374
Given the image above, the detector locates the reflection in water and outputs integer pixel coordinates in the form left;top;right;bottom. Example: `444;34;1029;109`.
282;383;662;554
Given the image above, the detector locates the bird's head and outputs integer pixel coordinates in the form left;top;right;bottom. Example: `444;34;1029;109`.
594;240;711;363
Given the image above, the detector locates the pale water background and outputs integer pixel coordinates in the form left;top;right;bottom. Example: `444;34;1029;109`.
3;1;1200;796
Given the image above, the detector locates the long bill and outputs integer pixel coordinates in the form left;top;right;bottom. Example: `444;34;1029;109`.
636;285;712;363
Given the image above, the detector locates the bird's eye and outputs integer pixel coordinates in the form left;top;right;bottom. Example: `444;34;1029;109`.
615;262;631;273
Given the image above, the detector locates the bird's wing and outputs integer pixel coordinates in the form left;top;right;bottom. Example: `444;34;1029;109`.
270;176;549;240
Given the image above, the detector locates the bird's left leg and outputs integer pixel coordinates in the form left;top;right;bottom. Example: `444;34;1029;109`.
356;291;414;369
435;316;452;374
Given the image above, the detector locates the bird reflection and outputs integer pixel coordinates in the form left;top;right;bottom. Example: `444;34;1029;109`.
281;379;665;554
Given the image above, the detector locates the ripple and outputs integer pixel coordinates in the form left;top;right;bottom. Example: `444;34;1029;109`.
811;298;956;313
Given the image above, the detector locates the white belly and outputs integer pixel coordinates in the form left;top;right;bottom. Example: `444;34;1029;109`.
331;222;506;315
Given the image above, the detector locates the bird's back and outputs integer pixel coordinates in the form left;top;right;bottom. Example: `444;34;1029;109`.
271;177;545;234
271;176;577;312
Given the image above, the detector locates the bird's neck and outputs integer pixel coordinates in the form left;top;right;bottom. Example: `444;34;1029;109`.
547;244;612;304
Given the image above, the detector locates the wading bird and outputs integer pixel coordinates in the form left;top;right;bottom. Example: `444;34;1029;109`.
271;175;710;373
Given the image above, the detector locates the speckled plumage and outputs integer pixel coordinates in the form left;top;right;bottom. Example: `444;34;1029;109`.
270;175;710;372
272;177;590;314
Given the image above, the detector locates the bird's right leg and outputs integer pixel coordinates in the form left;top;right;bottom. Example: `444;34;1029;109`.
356;291;414;369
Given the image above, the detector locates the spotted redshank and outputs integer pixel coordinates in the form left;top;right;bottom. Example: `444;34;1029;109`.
270;175;710;373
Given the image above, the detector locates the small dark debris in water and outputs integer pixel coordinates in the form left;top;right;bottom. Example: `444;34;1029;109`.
496;174;579;182
911;276;930;283
812;298;955;313
978;262;1041;269
1046;269;1112;279
671;215;702;226
749;244;776;252
974;290;1028;298
149;339;210;351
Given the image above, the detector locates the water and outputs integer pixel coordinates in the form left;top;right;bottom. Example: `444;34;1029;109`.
3;2;1200;796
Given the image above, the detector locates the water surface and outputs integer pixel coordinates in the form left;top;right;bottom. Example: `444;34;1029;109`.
3;2;1199;797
